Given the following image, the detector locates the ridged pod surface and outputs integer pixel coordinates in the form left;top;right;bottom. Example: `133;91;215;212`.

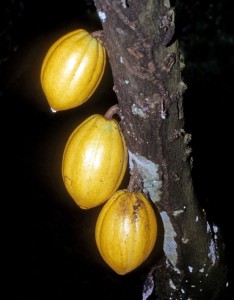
95;190;157;275
62;114;128;209
40;29;106;111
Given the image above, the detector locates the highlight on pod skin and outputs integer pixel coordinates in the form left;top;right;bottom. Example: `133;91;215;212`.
62;105;128;209
95;189;158;275
40;29;106;111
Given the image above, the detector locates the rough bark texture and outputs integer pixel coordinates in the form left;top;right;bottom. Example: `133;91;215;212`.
93;0;227;299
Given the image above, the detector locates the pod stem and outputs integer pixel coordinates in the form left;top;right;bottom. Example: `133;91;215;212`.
104;104;120;120
91;30;105;45
127;176;135;193
127;165;142;193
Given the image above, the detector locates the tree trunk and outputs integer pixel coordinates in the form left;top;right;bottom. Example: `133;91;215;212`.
93;0;227;299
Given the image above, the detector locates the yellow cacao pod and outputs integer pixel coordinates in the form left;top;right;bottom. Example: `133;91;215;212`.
95;190;157;275
40;29;106;111
62;113;128;209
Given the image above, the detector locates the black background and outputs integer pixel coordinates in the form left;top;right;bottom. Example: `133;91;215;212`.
1;0;233;299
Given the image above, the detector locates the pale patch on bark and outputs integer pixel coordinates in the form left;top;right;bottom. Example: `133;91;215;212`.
161;211;178;268
97;11;106;22
163;0;171;8
182;236;189;243
128;151;162;203
131;103;147;118
172;209;184;216
188;266;193;272
199;267;204;273
142;270;155;300
208;239;217;266
120;0;128;9
169;279;176;290
207;221;218;265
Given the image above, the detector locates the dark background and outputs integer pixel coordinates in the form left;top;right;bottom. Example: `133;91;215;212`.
1;0;233;299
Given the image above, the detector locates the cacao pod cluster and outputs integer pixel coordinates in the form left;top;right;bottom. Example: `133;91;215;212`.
40;29;158;275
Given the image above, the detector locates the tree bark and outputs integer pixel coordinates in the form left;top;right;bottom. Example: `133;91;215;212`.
93;0;227;299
